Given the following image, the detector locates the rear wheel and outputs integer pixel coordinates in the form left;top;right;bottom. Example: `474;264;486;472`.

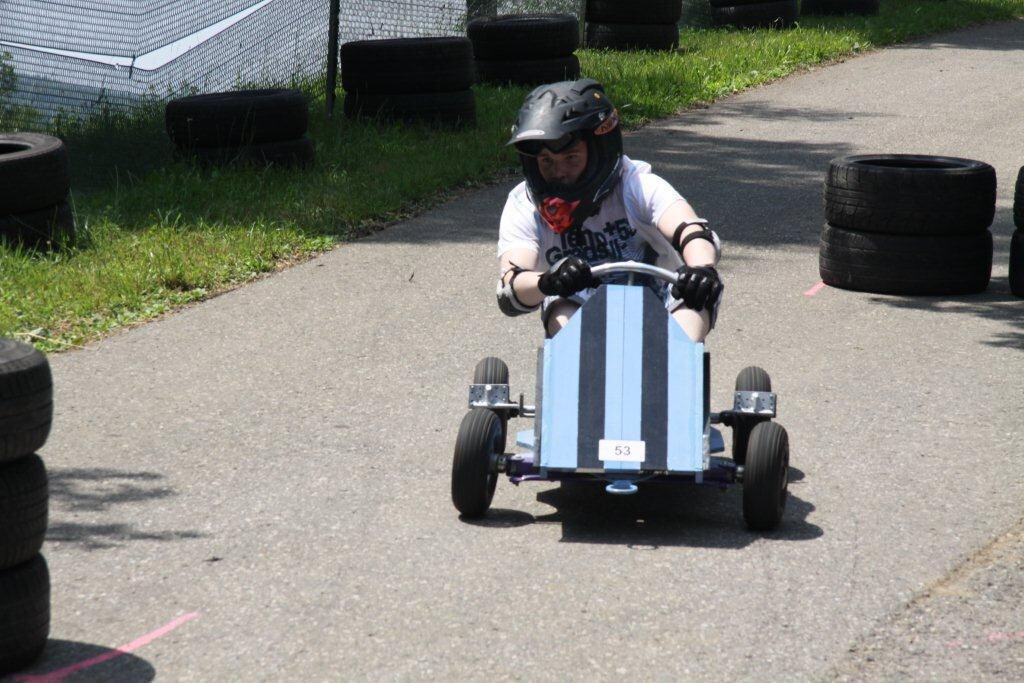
451;409;502;518
732;366;771;466
742;422;789;531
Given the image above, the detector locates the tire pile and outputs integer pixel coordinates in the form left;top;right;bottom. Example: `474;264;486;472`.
0;134;75;249
584;0;681;51
709;0;800;29
819;154;996;295
1011;167;1024;297
469;14;580;86
342;38;476;127
801;0;879;16
165;89;313;168
0;339;53;675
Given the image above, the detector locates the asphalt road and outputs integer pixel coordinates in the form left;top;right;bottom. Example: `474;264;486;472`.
7;20;1024;682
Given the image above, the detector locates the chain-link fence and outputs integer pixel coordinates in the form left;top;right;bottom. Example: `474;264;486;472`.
0;1;588;130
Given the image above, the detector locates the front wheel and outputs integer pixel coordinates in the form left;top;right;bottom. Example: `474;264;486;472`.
732;366;771;466
451;409;502;518
742;421;789;531
473;357;509;453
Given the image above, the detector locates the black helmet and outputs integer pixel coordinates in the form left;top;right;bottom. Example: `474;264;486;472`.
507;78;623;234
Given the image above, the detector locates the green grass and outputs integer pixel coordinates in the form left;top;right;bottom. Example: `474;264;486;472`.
1;0;1021;351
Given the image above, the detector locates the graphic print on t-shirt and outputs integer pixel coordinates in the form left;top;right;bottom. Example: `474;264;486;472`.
544;218;638;266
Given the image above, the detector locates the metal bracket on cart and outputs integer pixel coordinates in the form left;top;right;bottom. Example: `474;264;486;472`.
468;383;536;419
711;390;777;426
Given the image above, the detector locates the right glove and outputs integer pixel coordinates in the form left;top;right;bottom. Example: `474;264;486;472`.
537;256;600;298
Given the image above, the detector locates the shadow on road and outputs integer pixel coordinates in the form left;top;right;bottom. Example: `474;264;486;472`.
465;466;821;548
864;278;1024;352
2;639;155;682
46;468;205;551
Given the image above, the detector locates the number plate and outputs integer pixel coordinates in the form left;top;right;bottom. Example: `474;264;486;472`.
598;439;646;463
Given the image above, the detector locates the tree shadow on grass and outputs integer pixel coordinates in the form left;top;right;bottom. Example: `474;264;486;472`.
465;466;821;548
46;468;205;551
3;640;156;682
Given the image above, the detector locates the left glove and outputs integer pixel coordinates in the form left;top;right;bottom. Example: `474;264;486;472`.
538;256;600;298
671;265;722;313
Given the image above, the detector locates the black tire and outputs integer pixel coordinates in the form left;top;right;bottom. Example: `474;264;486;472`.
732;366;771;466
341;38;475;94
1010;229;1024;298
475;55;581;86
710;1;800;29
708;0;787;6
0;134;70;216
343;90;476;128
165;89;308;149
825;154;996;235
0;198;76;250
586;0;683;24
801;0;879;15
451;409;502;518
1013;166;1024;230
473;357;510;453
0;455;47;571
0;554;50;675
179;137;315;168
742;421;789;531
819;223;992;295
468;14;579;60
0;340;53;464
585;22;679;51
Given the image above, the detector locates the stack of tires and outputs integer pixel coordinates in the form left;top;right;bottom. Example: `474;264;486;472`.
801;0;879;16
341;38;476;127
709;0;800;29
0;339;53;675
1010;166;1024;297
0;134;75;250
468;14;580;86
165;89;313;168
819;154;995;295
584;0;682;51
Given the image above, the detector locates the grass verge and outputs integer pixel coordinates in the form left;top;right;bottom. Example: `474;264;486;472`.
1;0;1021;352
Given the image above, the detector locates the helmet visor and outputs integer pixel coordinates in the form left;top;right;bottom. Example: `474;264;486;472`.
513;131;582;157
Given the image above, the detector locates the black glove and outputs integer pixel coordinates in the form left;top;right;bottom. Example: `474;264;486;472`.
671;265;722;312
537;257;600;297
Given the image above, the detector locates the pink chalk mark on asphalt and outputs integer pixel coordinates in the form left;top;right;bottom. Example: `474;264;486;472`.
16;612;199;683
804;280;826;297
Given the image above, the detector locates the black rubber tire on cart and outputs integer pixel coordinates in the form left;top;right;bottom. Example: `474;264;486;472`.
343;90;476;128
742;421;789;531
475;55;581;86
179;137;315;168
0;454;48;571
1013;166;1024;230
0;134;70;216
451;409;503;518
0;340;53;464
468;14;579;60
710;1;799;29
819;223;992;295
165;89;308;148
1010;229;1024;298
0;198;76;250
341;38;475;95
801;0;879;15
825;154;996;235
585;22;679;51
732;366;771;466
0;554;50;675
586;0;683;24
473;357;510;453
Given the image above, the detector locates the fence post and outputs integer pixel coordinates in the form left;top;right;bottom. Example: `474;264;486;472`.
326;0;340;118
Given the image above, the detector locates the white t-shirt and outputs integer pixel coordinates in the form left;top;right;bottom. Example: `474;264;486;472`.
497;156;687;272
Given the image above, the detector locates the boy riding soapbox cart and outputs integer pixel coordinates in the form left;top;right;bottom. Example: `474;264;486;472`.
451;261;791;531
